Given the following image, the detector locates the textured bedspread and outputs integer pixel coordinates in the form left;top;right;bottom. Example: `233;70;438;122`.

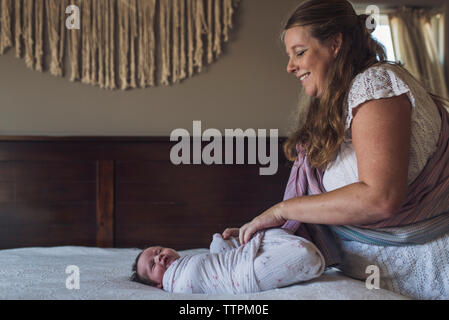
0;246;408;300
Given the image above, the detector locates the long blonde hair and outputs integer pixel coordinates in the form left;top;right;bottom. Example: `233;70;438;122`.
283;0;396;169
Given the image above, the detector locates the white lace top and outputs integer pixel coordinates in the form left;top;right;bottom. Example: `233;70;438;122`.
323;63;442;192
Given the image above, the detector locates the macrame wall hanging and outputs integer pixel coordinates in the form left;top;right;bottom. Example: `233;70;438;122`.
0;0;239;90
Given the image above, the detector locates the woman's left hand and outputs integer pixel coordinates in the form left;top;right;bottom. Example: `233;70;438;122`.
239;203;286;245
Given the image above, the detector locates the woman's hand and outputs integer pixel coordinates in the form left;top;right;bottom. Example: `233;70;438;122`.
222;227;240;240
239;203;286;245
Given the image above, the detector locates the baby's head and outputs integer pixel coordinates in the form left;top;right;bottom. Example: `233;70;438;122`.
130;246;180;288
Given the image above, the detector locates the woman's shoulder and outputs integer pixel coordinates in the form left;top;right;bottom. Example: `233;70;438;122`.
352;62;408;80
345;62;416;130
348;63;415;105
353;62;402;80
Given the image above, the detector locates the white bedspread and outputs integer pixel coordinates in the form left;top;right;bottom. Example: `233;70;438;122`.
0;246;408;300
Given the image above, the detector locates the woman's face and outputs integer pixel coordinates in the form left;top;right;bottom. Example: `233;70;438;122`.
284;26;341;98
137;246;180;288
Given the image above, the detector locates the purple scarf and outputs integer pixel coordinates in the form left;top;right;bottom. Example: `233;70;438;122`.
281;143;341;267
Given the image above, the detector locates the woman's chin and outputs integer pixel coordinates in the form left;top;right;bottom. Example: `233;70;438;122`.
303;88;317;98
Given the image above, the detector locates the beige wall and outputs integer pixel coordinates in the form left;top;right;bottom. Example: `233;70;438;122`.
0;0;302;137
0;0;447;137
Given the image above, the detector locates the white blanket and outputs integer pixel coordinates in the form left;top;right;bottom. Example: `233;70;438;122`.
163;232;263;294
163;229;325;294
0;246;409;300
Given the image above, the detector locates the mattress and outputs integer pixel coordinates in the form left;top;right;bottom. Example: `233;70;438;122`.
0;246;408;300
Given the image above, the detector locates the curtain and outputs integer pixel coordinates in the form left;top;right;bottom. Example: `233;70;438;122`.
388;6;448;99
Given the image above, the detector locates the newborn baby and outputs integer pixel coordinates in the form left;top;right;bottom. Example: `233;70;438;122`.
131;228;325;294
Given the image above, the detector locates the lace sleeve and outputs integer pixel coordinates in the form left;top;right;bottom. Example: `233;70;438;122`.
346;65;416;130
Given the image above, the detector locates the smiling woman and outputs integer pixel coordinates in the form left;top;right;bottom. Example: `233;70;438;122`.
285;25;341;99
221;0;449;300
281;2;390;170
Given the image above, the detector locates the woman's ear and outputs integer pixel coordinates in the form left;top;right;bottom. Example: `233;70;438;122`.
331;32;342;58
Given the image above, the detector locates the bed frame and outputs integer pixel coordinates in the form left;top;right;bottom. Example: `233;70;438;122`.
0;136;290;250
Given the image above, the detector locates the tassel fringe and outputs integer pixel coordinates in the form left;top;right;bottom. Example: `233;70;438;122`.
0;0;238;90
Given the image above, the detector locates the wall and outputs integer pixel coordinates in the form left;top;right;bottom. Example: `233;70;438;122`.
0;0;447;137
0;0;302;137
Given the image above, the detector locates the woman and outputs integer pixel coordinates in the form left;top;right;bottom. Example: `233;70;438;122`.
223;0;449;299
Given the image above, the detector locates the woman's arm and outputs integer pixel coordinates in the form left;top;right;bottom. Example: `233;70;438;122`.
238;94;412;244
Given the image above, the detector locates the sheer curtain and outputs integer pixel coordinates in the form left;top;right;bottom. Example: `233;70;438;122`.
388;6;448;99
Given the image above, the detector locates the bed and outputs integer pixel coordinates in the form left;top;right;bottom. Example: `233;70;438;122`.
0;246;407;300
0;136;409;300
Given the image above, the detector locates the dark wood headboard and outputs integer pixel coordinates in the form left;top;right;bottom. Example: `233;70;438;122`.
0;136;291;250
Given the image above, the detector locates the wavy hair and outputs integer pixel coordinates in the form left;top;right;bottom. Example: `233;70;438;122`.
282;0;398;169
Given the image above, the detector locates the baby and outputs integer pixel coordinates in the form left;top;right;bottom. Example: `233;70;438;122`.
130;228;325;294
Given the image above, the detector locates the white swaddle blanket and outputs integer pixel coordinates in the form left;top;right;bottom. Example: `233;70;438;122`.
162;228;325;294
162;231;263;294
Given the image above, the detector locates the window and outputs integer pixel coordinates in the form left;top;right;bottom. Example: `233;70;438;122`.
371;14;396;62
426;13;444;66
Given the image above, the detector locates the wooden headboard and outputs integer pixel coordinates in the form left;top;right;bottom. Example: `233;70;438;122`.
0;136;291;250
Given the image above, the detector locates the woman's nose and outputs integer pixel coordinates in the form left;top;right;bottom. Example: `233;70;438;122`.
286;58;297;74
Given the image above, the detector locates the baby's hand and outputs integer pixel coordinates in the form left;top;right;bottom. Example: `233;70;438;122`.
210;233;240;254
